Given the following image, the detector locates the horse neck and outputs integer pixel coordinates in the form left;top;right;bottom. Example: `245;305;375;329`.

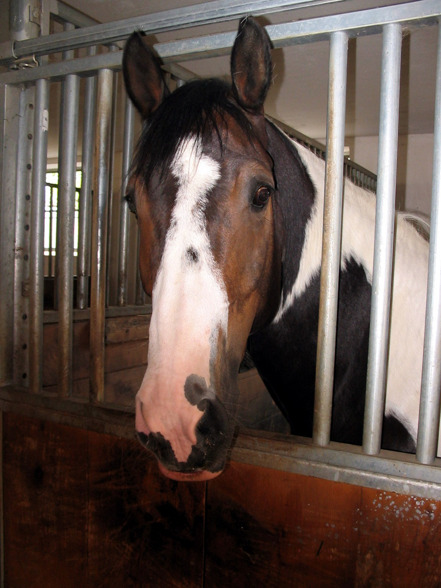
265;121;317;313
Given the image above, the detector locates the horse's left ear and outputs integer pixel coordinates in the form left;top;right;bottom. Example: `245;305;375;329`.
231;17;273;113
123;31;169;119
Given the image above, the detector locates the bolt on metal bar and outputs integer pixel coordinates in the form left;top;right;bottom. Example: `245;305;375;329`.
77;46;97;310
29;78;49;394
363;23;402;456
417;21;441;465
313;30;348;447
117;96;135;306
90;68;113;403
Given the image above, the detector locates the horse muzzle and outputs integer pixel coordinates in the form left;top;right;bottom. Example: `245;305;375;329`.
135;385;233;481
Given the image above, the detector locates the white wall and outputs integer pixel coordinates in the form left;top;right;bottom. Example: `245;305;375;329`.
348;133;434;217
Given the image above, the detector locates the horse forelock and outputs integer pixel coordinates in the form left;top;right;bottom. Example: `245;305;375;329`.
132;78;259;185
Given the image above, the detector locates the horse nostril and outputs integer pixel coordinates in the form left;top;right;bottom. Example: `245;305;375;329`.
137;431;149;446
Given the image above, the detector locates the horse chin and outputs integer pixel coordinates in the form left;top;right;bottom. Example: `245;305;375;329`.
157;460;223;482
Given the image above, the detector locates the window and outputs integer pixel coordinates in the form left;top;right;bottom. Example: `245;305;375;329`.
44;171;82;276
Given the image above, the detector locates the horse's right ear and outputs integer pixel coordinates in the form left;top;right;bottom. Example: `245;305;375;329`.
123;32;169;119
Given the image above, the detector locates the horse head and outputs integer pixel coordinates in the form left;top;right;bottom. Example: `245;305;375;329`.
123;17;283;480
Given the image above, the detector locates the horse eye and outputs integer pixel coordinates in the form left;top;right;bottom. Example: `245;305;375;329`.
125;192;137;217
252;185;272;209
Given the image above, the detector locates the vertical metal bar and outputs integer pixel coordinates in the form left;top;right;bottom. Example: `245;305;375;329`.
117;96;135;306
77;46;97;310
105;47;119;307
313;30;348;446
0;83;21;385
90;68;113;402
29;78;49;394
363;24;402;455
417;21;441;464
57;67;80;397
12;86;34;387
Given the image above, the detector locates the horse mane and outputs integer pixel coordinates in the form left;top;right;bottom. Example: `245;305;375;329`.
133;78;258;182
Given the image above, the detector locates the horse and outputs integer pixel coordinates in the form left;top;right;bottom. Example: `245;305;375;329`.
122;17;430;481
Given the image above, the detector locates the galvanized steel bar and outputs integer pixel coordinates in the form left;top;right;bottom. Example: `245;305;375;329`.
2;1;440;85
363;24;402;455
57;65;80;397
117;96;135;306
313;30;348;447
0;83;21;385
5;0;345;61
29;78;49;394
77;46;97;310
105;50;119;307
90;68;114;402
417;21;441;464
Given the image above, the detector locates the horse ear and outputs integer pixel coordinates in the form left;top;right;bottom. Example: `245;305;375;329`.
231;17;273;113
123;32;169;119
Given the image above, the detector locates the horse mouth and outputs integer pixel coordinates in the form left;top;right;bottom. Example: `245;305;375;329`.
157;460;222;482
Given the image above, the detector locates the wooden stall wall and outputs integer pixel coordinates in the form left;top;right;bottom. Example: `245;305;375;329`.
3;412;441;587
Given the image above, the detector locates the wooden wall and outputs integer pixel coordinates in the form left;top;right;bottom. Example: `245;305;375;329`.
3;412;441;587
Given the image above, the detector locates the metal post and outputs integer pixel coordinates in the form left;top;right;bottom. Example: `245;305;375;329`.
90;68;113;402
57;25;80;396
0;83;21;385
313;30;348;446
363;23;402;455
117;96;135;306
12;87;35;387
416;21;441;464
29;78;49;394
77;46;97;310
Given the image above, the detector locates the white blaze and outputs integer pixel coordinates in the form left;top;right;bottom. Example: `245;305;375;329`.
137;136;229;463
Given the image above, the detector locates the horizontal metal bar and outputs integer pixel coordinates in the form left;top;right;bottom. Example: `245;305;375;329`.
0;0;441;72
233;432;441;501
1;0;440;87
1;381;441;499
4;0;344;63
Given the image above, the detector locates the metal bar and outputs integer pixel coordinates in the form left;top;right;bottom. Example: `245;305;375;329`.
54;0;100;28
0;83;21;385
29;78;49;394
105;49;119;307
5;0;346;61
416;21;441;464
363;24;402;455
2;0;440;85
76;46;97;310
57;46;80;397
90;68;113;402
12;87;34;387
313;30;348;447
117;96;135;306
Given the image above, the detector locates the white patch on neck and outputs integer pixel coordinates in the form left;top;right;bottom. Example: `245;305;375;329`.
139;136;229;463
274;140;376;322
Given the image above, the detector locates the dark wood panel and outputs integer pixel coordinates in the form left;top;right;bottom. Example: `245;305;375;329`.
205;462;441;588
2;413;205;587
4;414;441;587
3;413;89;587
